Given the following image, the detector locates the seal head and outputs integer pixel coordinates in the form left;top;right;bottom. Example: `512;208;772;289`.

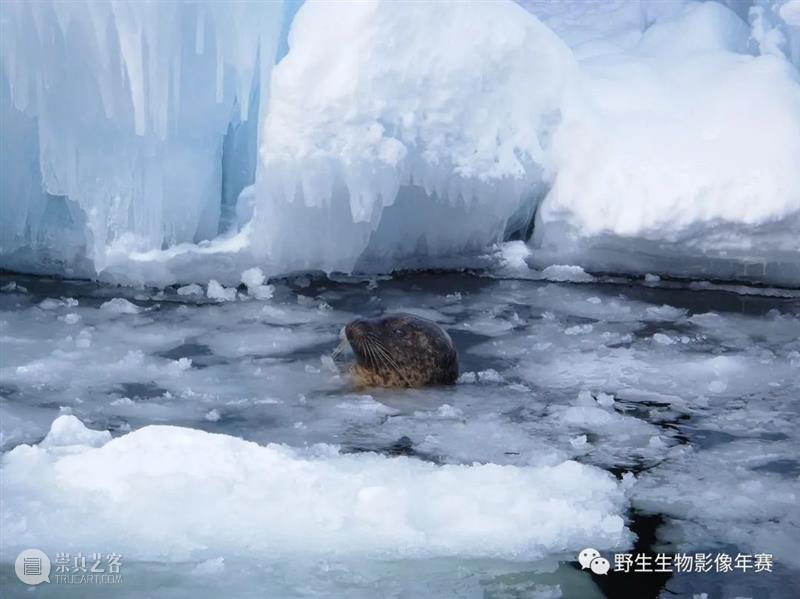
344;313;458;388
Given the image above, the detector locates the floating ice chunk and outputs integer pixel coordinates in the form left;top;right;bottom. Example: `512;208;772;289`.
561;406;619;427
75;329;92;348
434;404;464;419
707;380;728;394
110;397;135;407
59;313;81;325
540;265;594;283
634;440;800;567
497;241;534;273
413;404;465;420
241;268;275;300
100;298;142;314
39;415;111;449
2;419;632;561
204;409;221;422
477;369;505;384
565;324;593;335
570;434;588;449
595;393;615;408
39;298;66;310
644;274;661;283
192;557;225;576
251;285;275;300
177;284;204;296
645;305;686;321
576;390;597;407
335;396;398;415
652;333;675;345
207;280;237;302
459;313;517;337
457;372;478;384
1;282;28;293
241;267;265;288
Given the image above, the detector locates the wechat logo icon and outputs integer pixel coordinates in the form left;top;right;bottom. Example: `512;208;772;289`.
578;547;611;575
15;549;51;585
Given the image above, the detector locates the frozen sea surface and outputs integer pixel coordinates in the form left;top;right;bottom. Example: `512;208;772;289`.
0;269;798;598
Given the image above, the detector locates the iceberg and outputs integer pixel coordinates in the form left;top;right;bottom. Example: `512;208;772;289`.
0;0;285;279
1;0;799;285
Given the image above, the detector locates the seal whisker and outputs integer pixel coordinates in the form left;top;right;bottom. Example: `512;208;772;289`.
369;340;398;376
364;337;404;384
372;344;403;374
370;338;403;367
363;340;382;370
367;337;414;386
366;336;400;370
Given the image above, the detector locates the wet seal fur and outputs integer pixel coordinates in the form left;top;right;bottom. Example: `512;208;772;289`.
342;313;458;388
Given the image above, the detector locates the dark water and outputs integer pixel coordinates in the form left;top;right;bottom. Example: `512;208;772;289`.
1;270;798;598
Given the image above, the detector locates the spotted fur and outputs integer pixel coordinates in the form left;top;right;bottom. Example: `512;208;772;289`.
345;313;458;388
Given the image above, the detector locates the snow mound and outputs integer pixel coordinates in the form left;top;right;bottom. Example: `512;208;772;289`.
2;416;632;561
254;0;575;273
1;0;799;285
530;2;800;285
39;415;112;449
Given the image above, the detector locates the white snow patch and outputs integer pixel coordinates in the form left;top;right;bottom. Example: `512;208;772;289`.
540;265;594;283
177;284;204;296
204;409;222;422
531;2;800;285
39;415;111;450
207;280;237;302
0;417;631;561
100;298;142;314
242;268;275;300
254;0;575;273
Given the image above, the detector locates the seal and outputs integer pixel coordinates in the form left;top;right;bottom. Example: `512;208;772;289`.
336;313;458;388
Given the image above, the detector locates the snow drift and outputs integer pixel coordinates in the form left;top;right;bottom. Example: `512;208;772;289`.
529;1;800;286
2;416;632;561
1;0;799;285
253;0;574;274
